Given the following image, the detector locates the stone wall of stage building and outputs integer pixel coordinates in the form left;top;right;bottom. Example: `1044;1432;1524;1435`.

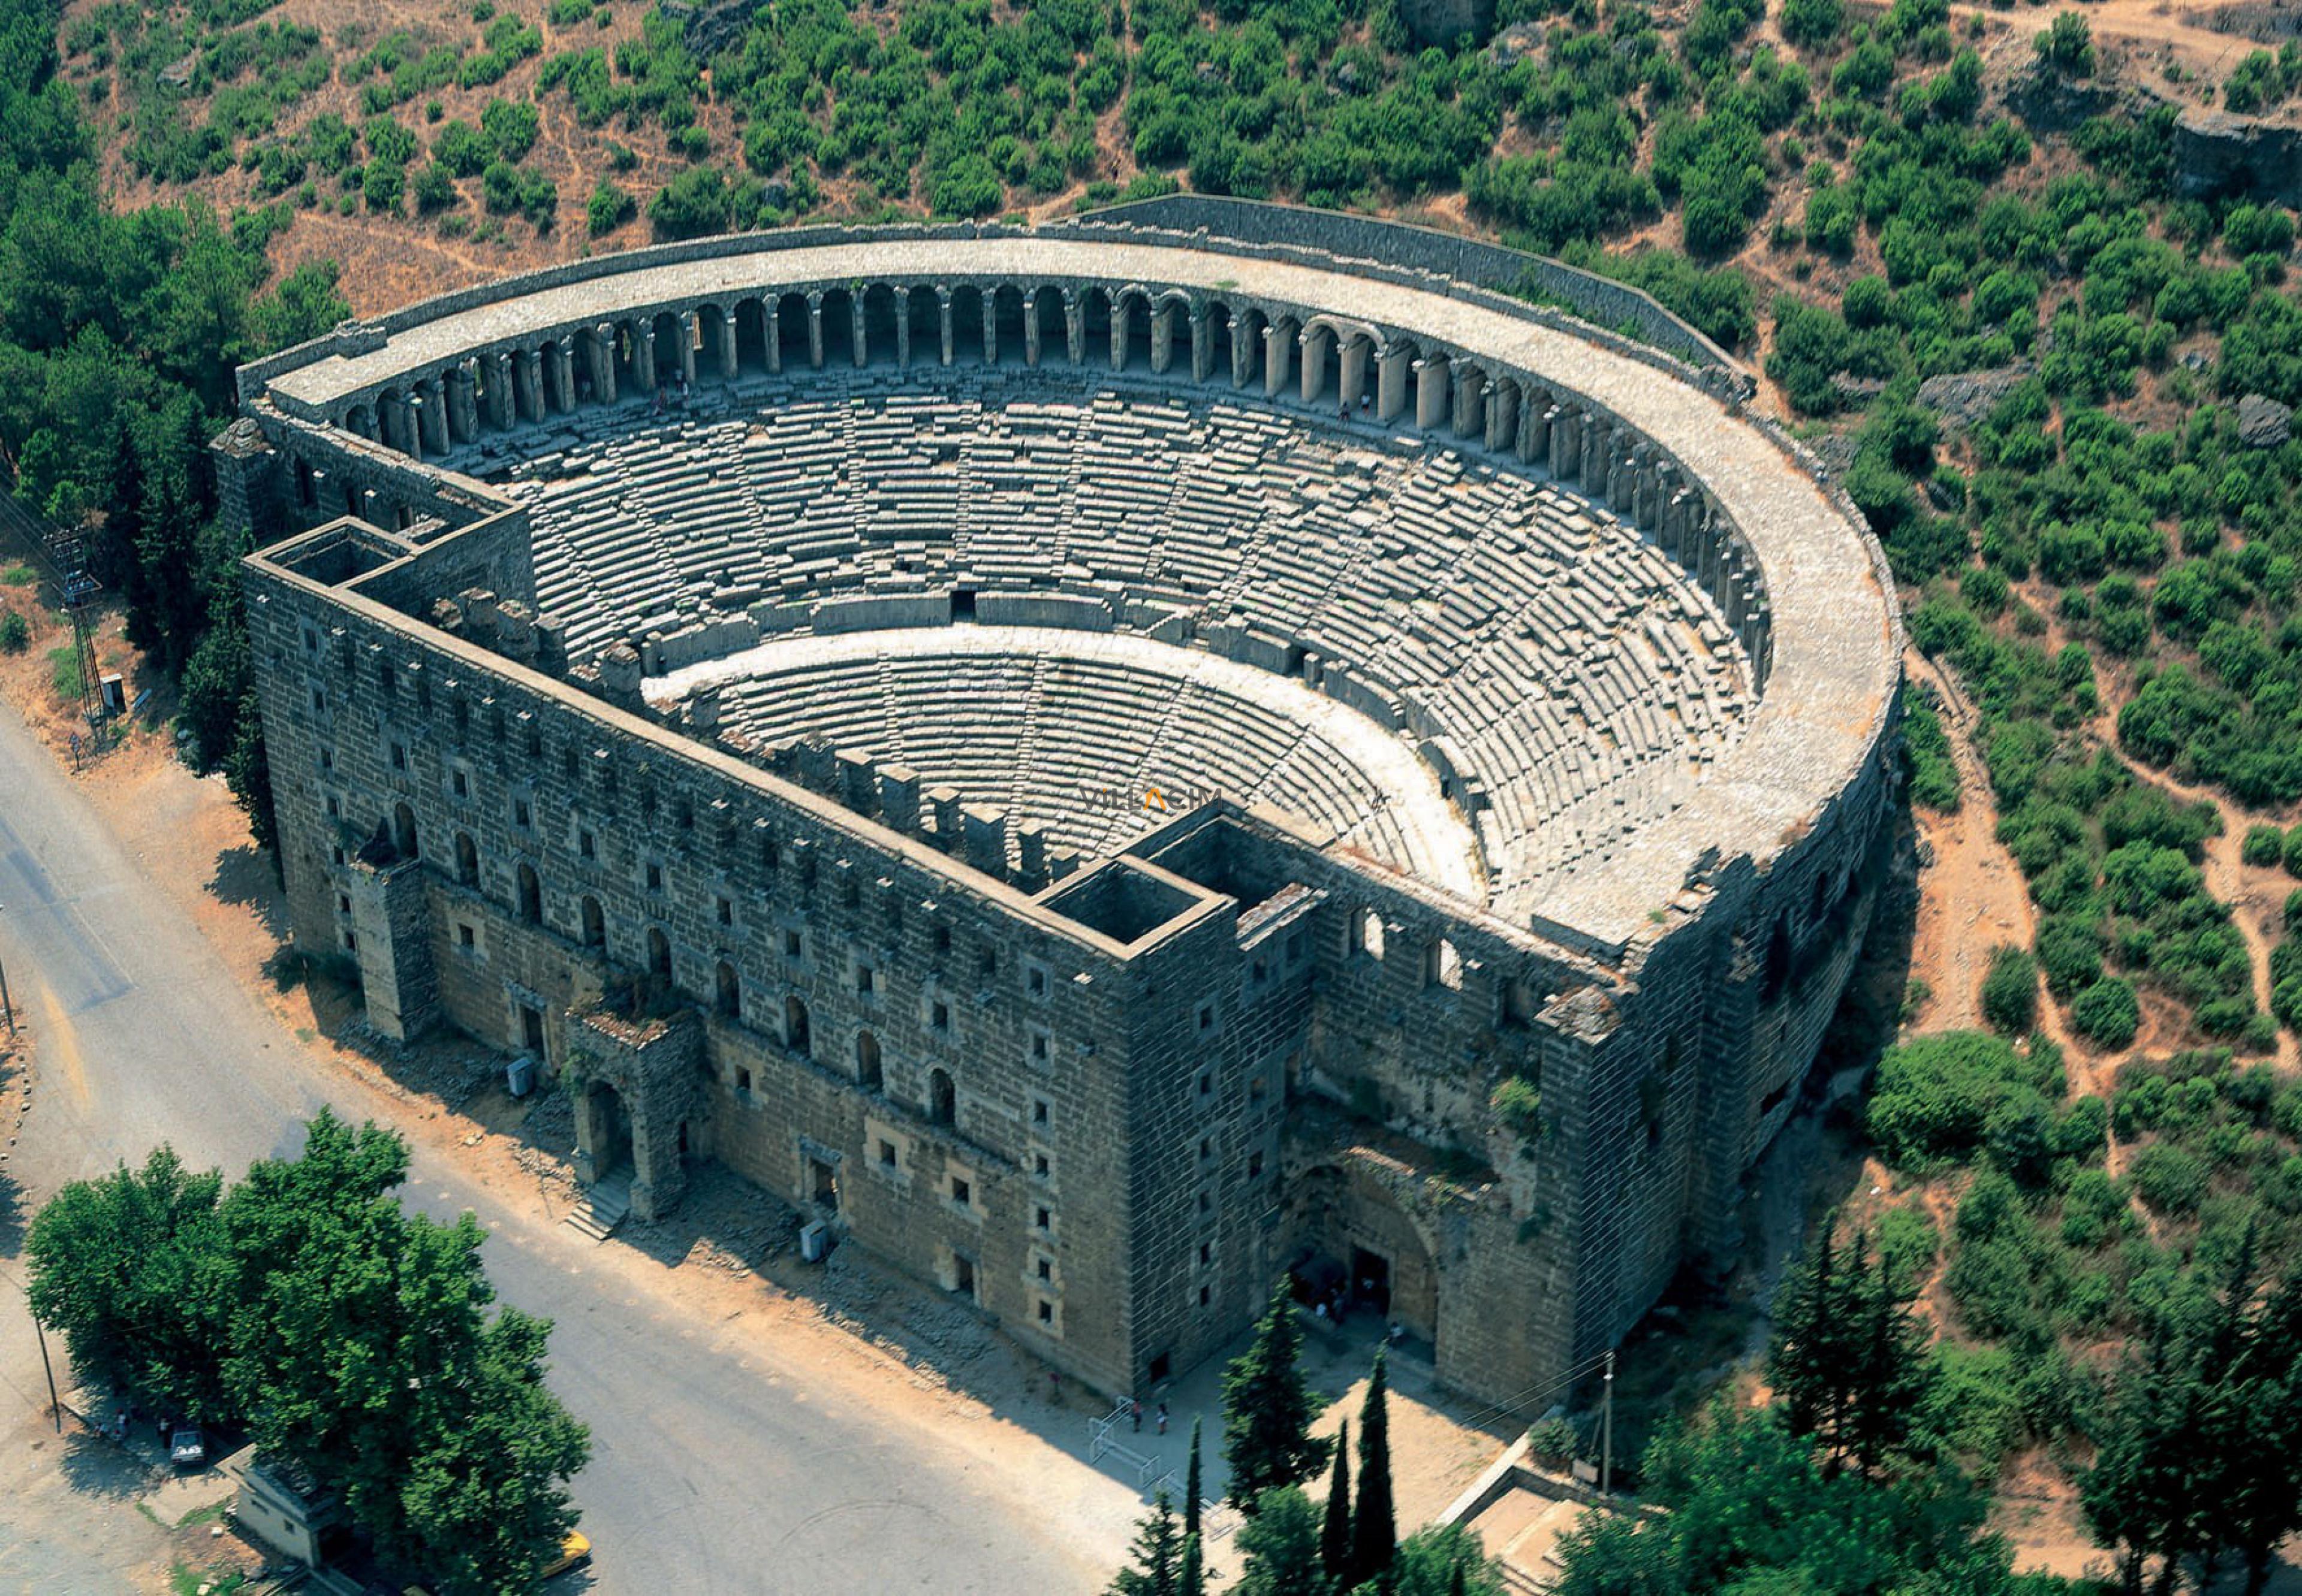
245;536;1174;1391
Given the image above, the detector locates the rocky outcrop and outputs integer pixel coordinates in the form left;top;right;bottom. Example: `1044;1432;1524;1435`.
1917;364;2036;432
2003;61;2120;133
2172;110;2302;207
2239;393;2294;449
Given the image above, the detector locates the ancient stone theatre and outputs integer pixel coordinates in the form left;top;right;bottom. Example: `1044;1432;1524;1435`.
220;210;1902;1408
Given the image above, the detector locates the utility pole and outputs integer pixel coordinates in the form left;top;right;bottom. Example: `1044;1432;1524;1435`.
1600;1350;1615;1497
35;1313;59;1434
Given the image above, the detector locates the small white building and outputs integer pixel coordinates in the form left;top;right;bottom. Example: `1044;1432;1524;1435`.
224;1449;346;1567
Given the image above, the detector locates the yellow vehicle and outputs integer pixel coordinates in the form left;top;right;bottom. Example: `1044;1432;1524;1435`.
542;1530;592;1579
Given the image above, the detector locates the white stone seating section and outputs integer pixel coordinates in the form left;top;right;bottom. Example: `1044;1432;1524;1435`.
499;368;1755;911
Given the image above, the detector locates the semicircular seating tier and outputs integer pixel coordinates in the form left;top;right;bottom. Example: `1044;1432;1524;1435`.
487;367;1757;915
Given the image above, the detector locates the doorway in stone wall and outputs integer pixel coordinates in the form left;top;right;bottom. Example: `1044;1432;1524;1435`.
587;1081;631;1182
810;1155;839;1214
1351;1247;1393;1318
519;1003;546;1057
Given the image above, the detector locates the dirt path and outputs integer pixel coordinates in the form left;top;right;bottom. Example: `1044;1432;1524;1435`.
1941;0;2282;80
1904;648;2036;1033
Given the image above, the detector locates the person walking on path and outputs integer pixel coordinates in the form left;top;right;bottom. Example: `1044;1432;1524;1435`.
1156;1402;1169;1436
1132;1398;1143;1432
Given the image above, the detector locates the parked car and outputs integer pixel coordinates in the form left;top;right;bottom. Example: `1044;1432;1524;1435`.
541;1530;591;1579
168;1427;207;1468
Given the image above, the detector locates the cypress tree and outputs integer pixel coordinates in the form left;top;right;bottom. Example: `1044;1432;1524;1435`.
1180;1532;1204;1596
1319;1417;1352;1580
1349;1347;1396;1586
1768;1217;1850;1455
1186;1415;1204;1544
1223;1280;1332;1511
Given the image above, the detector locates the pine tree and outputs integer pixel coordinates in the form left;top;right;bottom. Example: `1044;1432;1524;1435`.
1350;1348;1397;1586
1319;1417;1352;1580
1843;1245;1929;1478
1768;1218;1849;1450
2205;1257;2302;1594
1770;1220;1930;1477
1110;1489;1186;1596
1224;1280;1333;1511
1181;1532;1205;1596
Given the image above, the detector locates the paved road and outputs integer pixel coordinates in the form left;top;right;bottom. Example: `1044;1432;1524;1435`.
0;697;1110;1594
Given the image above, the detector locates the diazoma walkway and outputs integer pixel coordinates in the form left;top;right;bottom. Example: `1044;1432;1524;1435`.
246;225;1898;949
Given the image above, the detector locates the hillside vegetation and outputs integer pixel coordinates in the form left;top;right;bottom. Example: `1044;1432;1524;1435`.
10;0;2302;1589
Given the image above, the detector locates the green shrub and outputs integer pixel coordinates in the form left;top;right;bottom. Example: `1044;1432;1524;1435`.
586;180;634;237
2071;978;2141;1049
2130;1142;2208;1216
1490;1076;1544;1144
2243;823;2286;867
0;609;26;653
1979;946;2038;1035
1874;1205;1940;1298
1869;1031;2053;1166
2285;825;2302;878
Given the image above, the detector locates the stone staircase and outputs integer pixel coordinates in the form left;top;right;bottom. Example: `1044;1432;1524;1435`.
562;1173;632;1243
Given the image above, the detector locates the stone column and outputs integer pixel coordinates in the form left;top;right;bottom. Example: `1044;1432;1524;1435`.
1518;384;1549;465
981;292;998;365
895;295;912;369
850;295;869;369
1414;357;1447;429
1550;403;1577;479
553;336;577;412
717;312;739;379
400;394;426;463
1451;364;1482;439
766;301;784;375
1339;334;1369;412
1191;307;1213;382
1376;346;1408;421
1150;302;1175;375
1299;324;1331;406
678;311;698;385
1110;301;1129;372
938;291;954;367
1583;421;1607;501
1485;380;1517;452
634;320;658;393
590;325;617;406
487;351;514;429
446;367;475;443
805;294;825;370
516;348;543;422
1263;322;1293;399
1025;297;1043;367
1063;291;1085;365
1230;317;1255;388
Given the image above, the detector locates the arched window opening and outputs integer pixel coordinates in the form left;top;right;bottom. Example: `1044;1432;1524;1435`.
928;1066;956;1128
392;802;418;861
1428;937;1462;991
1355;909;1385;962
646;925;671;983
785;994;812;1058
580;894;605;949
454;831;478;889
516;862;541;925
857;1030;883;1093
715;960;742;1019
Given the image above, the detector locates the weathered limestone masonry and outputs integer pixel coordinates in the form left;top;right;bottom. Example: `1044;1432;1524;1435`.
224;220;1902;1412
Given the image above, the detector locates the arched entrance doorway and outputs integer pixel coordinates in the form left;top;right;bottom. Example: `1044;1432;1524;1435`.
1285;1163;1441;1345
